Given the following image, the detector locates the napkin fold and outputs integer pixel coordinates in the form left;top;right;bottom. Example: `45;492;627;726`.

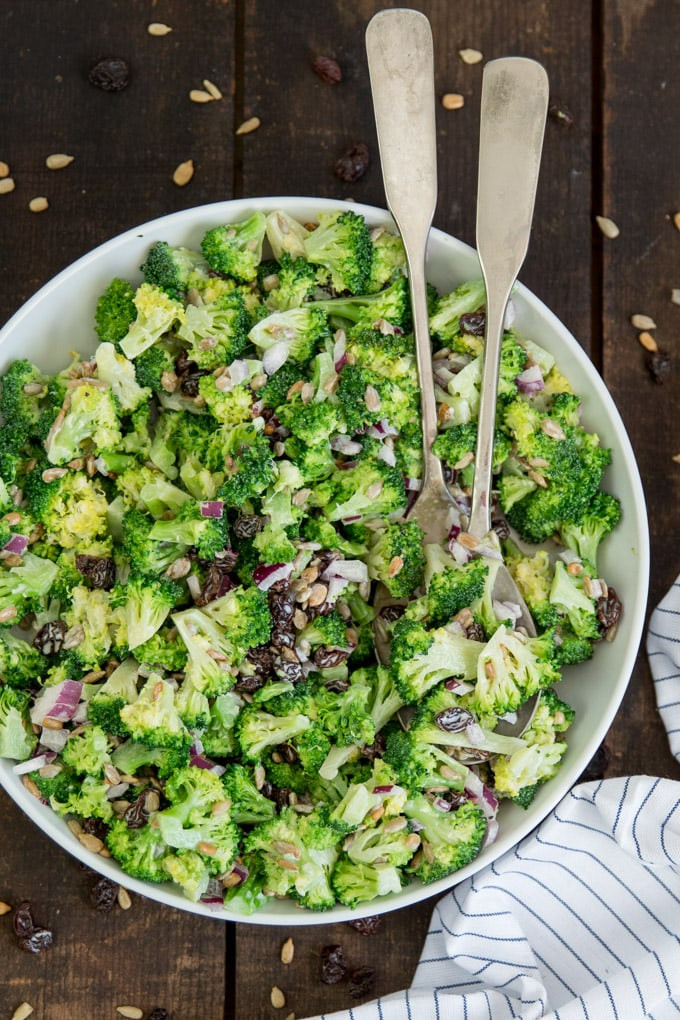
303;579;680;1020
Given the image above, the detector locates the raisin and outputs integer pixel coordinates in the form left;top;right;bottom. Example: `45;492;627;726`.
89;876;118;912
82;816;108;841
12;901;35;939
548;99;574;127
465;622;486;643
233;514;263;539
261;782;292;813
324;676;350;693
274;655;304;683
88;56;131;92
196;559;235;605
597;586;622;637
20;928;53;954
245;645;275;678
124;788;156;830
313;646;350;668
321;943;347;984
348;915;382;936
76;553;116;589
179;369;210;397
361;733;386;762
278;743;298;764
435;706;474;732
33;619;67;656
269;590;295;622
148;1011;171;1020
459;310;486;336
379;604;405;624
312;55;343;84
579;742;610;782
646;350;671;384
348;965;375;998
335;142;370;183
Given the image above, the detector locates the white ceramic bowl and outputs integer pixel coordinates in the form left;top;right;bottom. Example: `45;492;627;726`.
0;197;649;924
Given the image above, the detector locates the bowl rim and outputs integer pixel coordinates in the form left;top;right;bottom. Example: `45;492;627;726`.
0;196;650;925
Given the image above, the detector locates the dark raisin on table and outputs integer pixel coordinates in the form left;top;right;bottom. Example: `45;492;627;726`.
148;1011;171;1020
646;349;671;384
12;901;36;939
320;943;348;984
335;142;370;183
89;876;118;912
578;742;610;782
20;928;54;954
597;586;622;638
348;965;376;998
312;55;343;84
87;56;131;92
348;915;382;936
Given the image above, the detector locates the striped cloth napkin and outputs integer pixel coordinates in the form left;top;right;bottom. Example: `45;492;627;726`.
305;777;680;1020
302;581;680;1020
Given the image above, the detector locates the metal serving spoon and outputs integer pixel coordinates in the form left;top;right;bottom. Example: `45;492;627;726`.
366;11;548;739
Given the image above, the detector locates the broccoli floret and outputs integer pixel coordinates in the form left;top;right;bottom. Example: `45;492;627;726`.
314;276;411;332
344;326;416;382
331;857;402;907
365;520;425;599
317;682;376;752
504;546;558;631
140;241;209;299
493;687;574;804
110;737;190;778
548;560;600;640
171;605;240;696
0;632;48;689
133;342;177;394
119;283;186;360
200;691;243;758
94;342;151;413
200;586;271;659
249;306;330;365
110;575;182;651
60;584;112;666
120;507;186;579
404;795;486;883
44;383;122;465
323;460;406;523
148;499;228;560
389;617;481;704
298;610;348;650
197;376;254;427
119;673;191;752
303;210;373;294
176;293;250;371
432;423;511;480
245;806;338;910
553;624;594;666
277;399;342;448
260;252;317;311
337;362;416;435
472;625;561;720
134;626;189;673
25;469;110;551
0;359;49;433
429;279;487;351
106;817;169;882
0;686;37;759
285;439;336;485
155;765;240;879
0;550;59;622
201;212;267;282
218;431;278;508
265;209;310;261
558;491;622;573
384;727;468;795
222;763;276;824
61;724;112;775
94;278;137;346
236;704;312;762
86;659;140;737
367;228;407;292
424;550;488;628
344;812;417;867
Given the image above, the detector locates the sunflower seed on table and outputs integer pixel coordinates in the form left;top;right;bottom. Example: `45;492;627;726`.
596;215;619;238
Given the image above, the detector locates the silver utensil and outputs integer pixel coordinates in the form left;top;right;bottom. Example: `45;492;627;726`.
366;11;548;743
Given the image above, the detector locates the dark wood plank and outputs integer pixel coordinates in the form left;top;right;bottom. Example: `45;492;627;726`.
1;2;237;1016
600;0;680;781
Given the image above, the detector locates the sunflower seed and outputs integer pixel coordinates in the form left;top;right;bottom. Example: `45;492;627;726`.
46;153;74;170
189;89;214;103
0;161;9;178
0;177;16;194
281;936;295;964
28;196;49;212
638;331;658;352
116;1009;143;1020
173;159;194;186
459;47;483;64
148;21;173;35
236;116;261;135
12;1005;34;1020
271;986;286;1009
117;886;132;910
442;92;465;110
631;313;656;330
596;215;619;238
203;78;222;99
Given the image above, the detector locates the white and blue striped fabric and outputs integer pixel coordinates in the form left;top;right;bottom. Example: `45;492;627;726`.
306;785;680;1017
648;580;680;761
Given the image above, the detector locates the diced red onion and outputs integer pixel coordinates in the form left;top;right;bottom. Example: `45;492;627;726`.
465;770;499;821
341;514;362;524
200;500;224;519
448;523;461;541
253;561;293;591
13;753;54;775
450;539;471;565
404;476;422;491
433;797;452;812
588;578;606;599
190;737;204;755
321;559;368;583
231;861;250;883
72;700;89;725
190;752;220;771
444;678;462;691
333;331;347;371
330;435;363;456
476;543;503;562
465;722;486;747
516;364;545;394
377;445;397;467
262;341;289;376
41;729;69;754
251;398;264;416
410;818;425;831
3;533;29;555
373;784;395;794
227;359;251;386
559;548;582;565
30;680;83;726
367;418;398;439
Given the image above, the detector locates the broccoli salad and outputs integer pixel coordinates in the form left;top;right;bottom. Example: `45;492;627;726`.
0;207;622;913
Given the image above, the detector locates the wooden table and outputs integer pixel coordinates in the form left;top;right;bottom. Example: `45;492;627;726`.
1;2;679;1016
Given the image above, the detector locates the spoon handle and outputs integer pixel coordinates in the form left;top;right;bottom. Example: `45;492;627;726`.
468;57;549;539
365;9;443;496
